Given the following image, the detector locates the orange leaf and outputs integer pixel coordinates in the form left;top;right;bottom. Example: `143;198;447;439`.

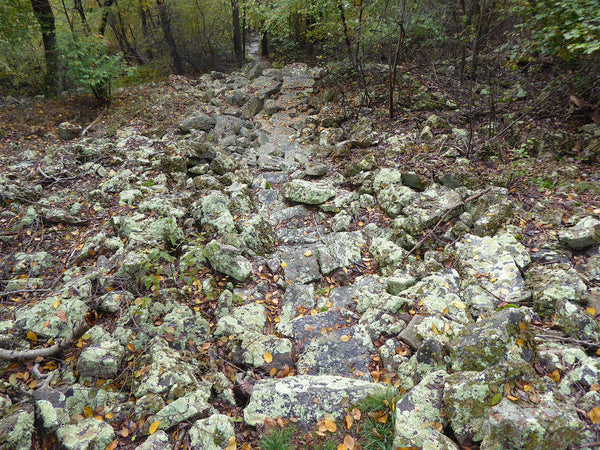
105;439;119;450
548;369;560;383
343;434;355;449
26;331;37;343
590;407;600;424
518;322;527;330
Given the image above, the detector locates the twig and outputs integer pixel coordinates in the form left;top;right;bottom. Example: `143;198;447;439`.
81;107;108;137
402;187;492;261
0;317;94;361
534;334;600;349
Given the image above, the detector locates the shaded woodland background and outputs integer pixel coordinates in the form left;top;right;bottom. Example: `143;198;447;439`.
1;0;599;108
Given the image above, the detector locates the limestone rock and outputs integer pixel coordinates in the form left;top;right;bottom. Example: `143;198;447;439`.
205;241;252;281
244;375;387;426
56;417;115;450
179;114;217;133
281;179;336;205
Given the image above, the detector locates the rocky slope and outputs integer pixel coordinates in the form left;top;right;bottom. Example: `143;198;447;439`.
1;60;600;449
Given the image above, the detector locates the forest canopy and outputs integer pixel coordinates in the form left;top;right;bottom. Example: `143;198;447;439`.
0;0;598;101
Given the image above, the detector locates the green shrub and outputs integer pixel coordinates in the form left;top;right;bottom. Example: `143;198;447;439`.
59;33;127;103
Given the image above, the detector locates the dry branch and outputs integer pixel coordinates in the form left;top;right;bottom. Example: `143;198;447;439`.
402;187;492;261
0;318;94;361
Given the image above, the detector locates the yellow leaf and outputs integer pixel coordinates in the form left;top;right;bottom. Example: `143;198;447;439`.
127;343;135;352
351;408;361;420
83;405;94;418
586;307;596;316
149;420;160;435
453;300;466;309
304;249;313;257
549;369;560;383
374;411;388;423
518;322;527;330
490;277;498;283
516;338;525;347
523;384;532;392
431;323;439;335
345;414;354;430
105;412;114;419
343;434;355;449
280;261;288;268
590;407;600;424
324;419;337;433
225;436;237;450
340;335;351;342
506;395;519;401
269;367;277;377
26;331;37;343
338;445;348;450
264;351;273;364
53;299;61;309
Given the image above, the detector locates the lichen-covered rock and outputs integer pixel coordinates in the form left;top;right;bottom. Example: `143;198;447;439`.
296;324;375;380
13;251;52;276
559;216;600;250
189;414;235;450
316;231;365;275
240;214;276;256
152;390;213;431
377;185;416;218
0;406;34;450
368;237;406;276
133;339;202;400
449;307;534;372
58;121;82;140
204;240;252;281
179;113;217;133
242;335;294;370
526;263;588;317
443;362;539;445
480;397;582;450
393;370;458;449
214;302;267;338
279;284;315;323
77;327;125;379
135;430;170;449
554;299;600;342
198;191;237;235
455;232;531;316
281;179;336;205
14;296;88;339
399;184;463;235
155;307;211;351
244;375;387;426
146;216;184;248
55;417;115;450
470;188;515;237
279;246;321;284
138;196;186;218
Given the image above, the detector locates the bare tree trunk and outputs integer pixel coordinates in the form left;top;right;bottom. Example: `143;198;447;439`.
231;0;243;64
388;24;404;118
99;0;115;36
31;0;60;95
73;0;90;33
139;0;153;60
261;29;268;57
157;0;184;74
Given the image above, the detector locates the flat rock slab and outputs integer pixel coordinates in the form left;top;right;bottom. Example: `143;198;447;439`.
277;308;357;344
279;247;322;284
281;179;336;205
244;375;387;426
296;324;375;380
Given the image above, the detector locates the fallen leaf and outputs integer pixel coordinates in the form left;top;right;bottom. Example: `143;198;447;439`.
83;405;94;418
269;367;277;377
56;310;68;323
453;300;466;309
549;369;560;383
344;434;355;449
340;334;351;342
127;343;135;352
518;322;527;330
264;351;273;364
433;422;443;432
280;261;288;268
148;420;160;435
345;414;354;430
225;436;237;450
105;440;119;450
26;331;37;343
431;323;439;335
53;299;61;309
506;395;519;401
516;338;525;347
490;393;502;405
351;408;361;420
590;407;600;424
120;427;129;437
304;249;313;257
324;419;337;432
586;307;597;316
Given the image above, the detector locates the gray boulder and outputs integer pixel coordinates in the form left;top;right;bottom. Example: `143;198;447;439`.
281;179;336;205
559;216;600;250
204;240;252;281
179;114;217;133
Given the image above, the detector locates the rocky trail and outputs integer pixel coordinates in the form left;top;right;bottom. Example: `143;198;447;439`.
1;58;600;450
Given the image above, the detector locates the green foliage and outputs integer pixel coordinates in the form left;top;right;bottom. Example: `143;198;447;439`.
140;249;175;291
512;0;600;59
257;425;296;450
59;33;127;103
357;389;399;450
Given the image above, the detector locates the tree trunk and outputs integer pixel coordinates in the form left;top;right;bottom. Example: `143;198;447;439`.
261;30;268;57
157;0;184;74
31;0;60;95
99;0;115;36
139;0;153;61
231;0;243;64
73;0;90;33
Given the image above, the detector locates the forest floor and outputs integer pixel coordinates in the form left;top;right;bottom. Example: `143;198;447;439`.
1;49;600;449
